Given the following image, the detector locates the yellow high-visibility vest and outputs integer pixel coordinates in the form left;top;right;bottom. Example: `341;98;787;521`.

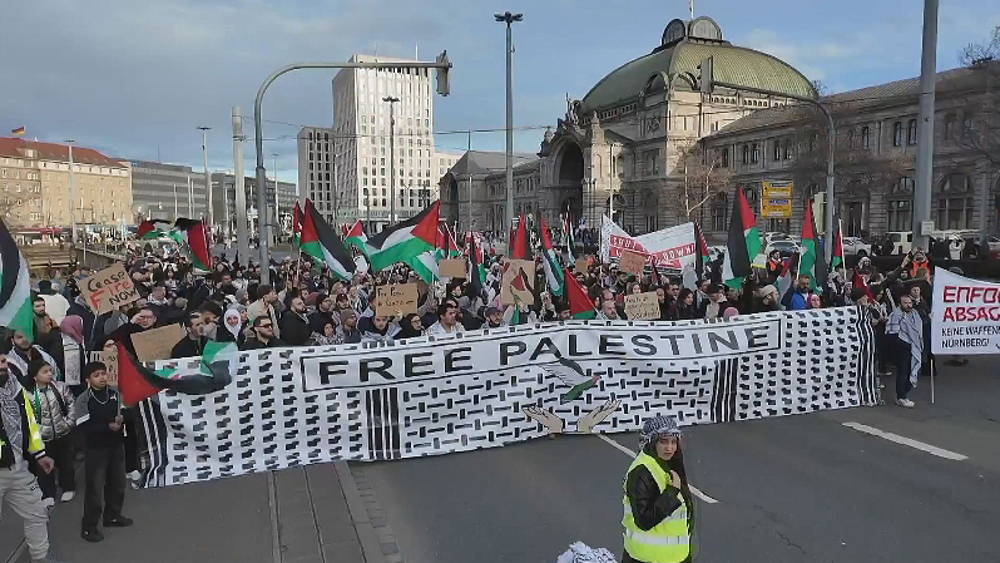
622;451;690;563
0;390;45;467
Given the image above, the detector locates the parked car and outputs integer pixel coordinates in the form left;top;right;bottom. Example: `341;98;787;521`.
841;237;872;257
888;231;913;255
765;239;802;259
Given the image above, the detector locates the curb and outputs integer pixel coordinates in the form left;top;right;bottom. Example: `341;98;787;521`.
335;460;390;563
3;539;25;563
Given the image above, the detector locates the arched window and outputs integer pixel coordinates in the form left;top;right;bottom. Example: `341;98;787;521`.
943;115;955;140
751;143;760;164
892;122;903;147
861;126;871;149
935;173;975;230
711;192;729;232
772;140;781;162
719;148;729;168
907;119;918;145
742;145;749;165
783;140;792;160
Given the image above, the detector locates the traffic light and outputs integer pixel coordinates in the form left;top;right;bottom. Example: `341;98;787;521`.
698;56;714;96
436;51;451;97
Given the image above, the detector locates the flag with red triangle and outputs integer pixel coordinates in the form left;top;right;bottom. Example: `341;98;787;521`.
694;221;710;282
292;202;303;248
344;220;368;255
366;200;441;282
173;218;212;272
300;199;356;281
831;219;845;270
509;214;530;260
722;188;761;288
117;340;237;407
799;200;825;290
564;267;596;319
539;216;565;297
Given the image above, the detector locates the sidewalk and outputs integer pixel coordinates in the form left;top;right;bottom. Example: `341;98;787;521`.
2;461;380;563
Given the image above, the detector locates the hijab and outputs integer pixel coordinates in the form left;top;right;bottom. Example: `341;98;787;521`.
397;314;423;339
59;315;85;344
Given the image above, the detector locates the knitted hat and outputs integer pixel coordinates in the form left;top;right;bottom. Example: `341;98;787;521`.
638;415;681;449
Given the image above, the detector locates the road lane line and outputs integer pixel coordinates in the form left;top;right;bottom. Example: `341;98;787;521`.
842;422;969;461
596;434;719;504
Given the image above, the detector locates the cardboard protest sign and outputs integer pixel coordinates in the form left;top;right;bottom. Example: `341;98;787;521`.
501;259;535;306
80;264;140;315
624;291;661;320
375;283;419;316
439;259;467;279
575;258;590;273
618;249;648;277
96;349;119;387
131;323;186;363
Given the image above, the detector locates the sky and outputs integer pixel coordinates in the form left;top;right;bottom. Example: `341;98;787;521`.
2;0;998;190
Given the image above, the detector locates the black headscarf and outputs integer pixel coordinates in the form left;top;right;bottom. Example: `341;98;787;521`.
397;314;423;339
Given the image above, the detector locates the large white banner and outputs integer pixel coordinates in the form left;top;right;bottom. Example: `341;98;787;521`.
931;267;1000;355
600;216;696;270
137;309;875;488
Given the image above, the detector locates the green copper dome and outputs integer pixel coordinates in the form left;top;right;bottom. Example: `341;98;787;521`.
580;17;816;113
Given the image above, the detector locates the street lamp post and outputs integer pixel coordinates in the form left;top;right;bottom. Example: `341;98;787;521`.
197;126;213;235
65;140;76;245
495;11;523;247
272;153;280;241
383;96;400;226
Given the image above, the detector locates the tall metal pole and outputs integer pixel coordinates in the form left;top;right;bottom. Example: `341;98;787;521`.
467;130;473;233
272;153;280;239
187;174;193;217
198;127;213;236
332;154;340;228
233;106;250;265
912;0;939;251
173;183;178;217
66;140;76;244
495;12;523;245
384;96;400;226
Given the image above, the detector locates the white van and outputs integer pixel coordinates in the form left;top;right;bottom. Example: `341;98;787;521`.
887;232;912;255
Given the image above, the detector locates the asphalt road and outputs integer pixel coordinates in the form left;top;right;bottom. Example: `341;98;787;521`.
359;358;1000;563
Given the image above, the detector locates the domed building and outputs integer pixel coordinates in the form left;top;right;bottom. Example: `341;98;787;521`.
440;15;817;237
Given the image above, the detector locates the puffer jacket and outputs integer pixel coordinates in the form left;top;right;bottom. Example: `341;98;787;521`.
30;381;75;442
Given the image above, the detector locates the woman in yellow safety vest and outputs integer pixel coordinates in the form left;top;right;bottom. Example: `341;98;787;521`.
622;415;694;563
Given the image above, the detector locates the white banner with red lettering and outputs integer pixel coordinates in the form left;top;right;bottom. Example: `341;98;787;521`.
599;216;696;270
931;267;1000;355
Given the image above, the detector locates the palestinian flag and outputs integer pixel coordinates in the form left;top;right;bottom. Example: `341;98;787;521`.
722;188;761;289
137;219;171;240
564;214;577;262
301;199;356;281
694;221;710;282
366;200;440;283
173;218;212;272
435;224;461;260
468;232;487;300
539;357;600;404
831;219;845;270
509;214;530;260
776;252;799;303
0;218;35;341
539;216;565;297
117;340;238;407
292;202;303;248
344;220;368;255
565;267;596;320
799;202;824;290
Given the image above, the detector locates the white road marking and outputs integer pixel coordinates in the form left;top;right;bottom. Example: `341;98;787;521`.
596;434;720;504
842;422;968;461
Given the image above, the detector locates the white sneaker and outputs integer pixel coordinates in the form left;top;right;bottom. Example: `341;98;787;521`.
128;470;141;481
42;497;55;509
896;398;915;408
60;491;75;503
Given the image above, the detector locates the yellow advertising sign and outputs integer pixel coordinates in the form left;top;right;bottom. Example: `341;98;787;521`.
762;180;794;219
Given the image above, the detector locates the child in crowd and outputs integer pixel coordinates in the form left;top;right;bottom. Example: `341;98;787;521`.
74;361;133;543
25;360;76;507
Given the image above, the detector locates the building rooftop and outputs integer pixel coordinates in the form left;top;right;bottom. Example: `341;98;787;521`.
580;16;816;114
444;150;538;177
0;138;126;167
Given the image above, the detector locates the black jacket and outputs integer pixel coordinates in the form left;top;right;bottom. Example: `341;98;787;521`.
171;336;204;359
279;311;311;346
622;452;694;563
242;336;287;350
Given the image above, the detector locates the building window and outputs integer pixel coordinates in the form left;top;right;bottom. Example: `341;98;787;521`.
935;173;975;230
741;145;749;164
751;143;760;164
892;122;903;147
719;149;729;168
772;140;781;162
907;119;918;145
711;192;729;232
887;178;914;230
962;114;974;137
943;115;955;140
783;141;792;160
861;126;871;149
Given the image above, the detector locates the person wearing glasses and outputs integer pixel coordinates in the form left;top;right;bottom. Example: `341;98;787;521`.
242;317;286;351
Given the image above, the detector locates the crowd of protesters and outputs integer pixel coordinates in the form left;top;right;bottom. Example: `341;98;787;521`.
0;225;963;562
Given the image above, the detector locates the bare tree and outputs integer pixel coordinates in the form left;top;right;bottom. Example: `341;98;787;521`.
956;26;1000;169
677;142;734;219
0;193;41;227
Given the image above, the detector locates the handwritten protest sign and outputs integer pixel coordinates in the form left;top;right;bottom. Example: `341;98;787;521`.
625;291;661;320
501;259;535;306
375;283;418;316
618;249;648;277
575;258;590;273
80;264;139;315
439;259;467;279
131;324;186;363
96;349;119;387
